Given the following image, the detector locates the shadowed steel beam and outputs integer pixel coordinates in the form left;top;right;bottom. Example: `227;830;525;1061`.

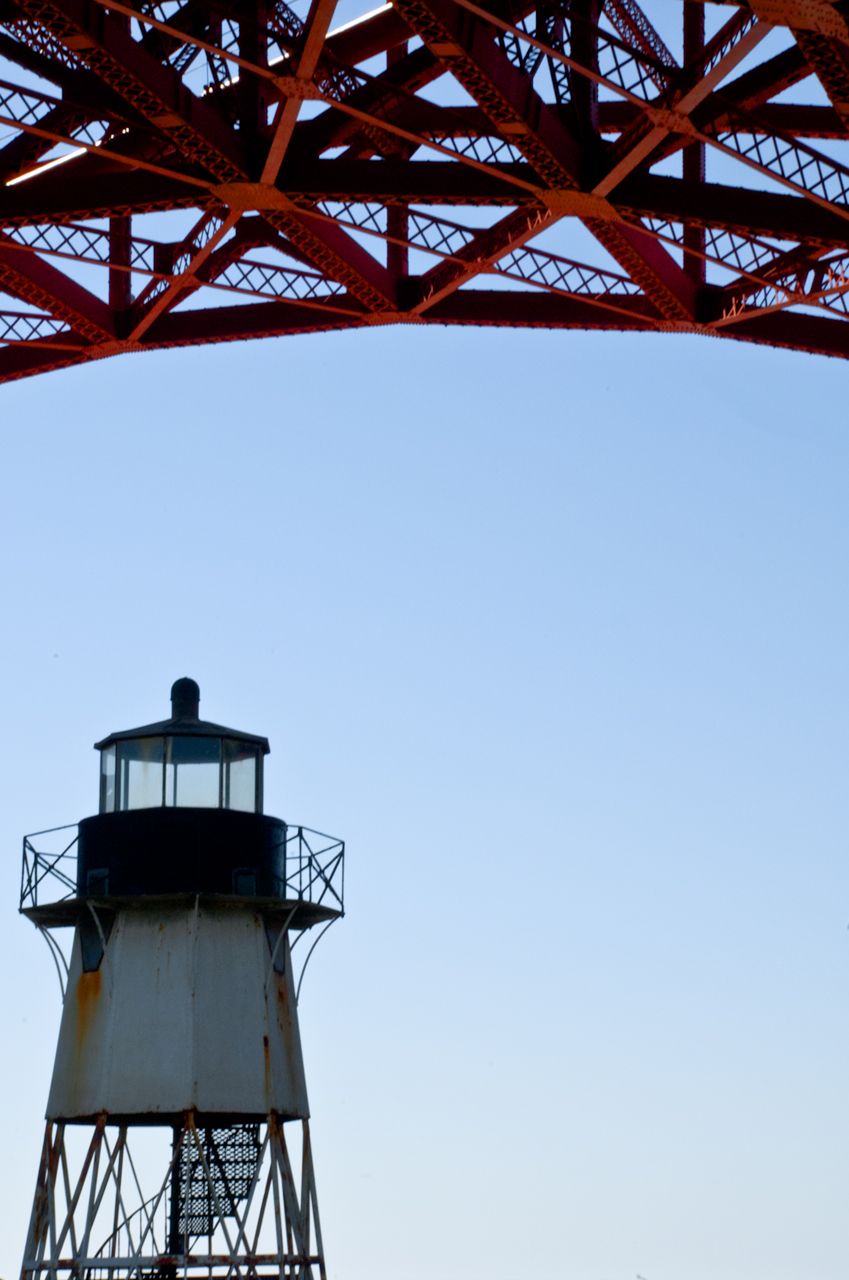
144;295;364;344
0;167;205;223
0;337;90;381
618;172;849;245
0;232;111;339
428;288;658;327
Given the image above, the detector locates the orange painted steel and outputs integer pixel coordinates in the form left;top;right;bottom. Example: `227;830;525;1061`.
1;0;849;381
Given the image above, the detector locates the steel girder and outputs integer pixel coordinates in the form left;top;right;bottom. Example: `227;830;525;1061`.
2;0;849;382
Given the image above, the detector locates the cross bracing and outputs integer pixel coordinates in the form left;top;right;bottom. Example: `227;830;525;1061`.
22;1114;326;1277
1;0;849;382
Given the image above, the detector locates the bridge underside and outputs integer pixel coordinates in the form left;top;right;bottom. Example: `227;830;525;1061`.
1;0;849;382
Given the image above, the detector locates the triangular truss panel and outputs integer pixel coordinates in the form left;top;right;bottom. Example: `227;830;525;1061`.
2;0;849;382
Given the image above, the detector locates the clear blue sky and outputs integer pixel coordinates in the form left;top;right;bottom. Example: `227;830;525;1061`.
0;324;846;1280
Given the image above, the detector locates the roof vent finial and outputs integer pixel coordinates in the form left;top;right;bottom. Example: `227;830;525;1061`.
171;677;200;721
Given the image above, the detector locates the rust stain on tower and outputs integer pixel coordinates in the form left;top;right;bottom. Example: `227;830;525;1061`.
73;970;101;1049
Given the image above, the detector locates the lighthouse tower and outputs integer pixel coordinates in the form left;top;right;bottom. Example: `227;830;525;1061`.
19;679;344;1277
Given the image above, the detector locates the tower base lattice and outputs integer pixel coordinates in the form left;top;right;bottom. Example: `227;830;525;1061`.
22;1113;326;1279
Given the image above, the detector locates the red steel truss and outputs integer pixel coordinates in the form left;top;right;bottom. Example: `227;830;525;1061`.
2;0;849;382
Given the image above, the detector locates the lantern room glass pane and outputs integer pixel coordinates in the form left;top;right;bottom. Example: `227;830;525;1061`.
116;738;164;811
100;744;116;813
223;740;258;812
165;736;221;808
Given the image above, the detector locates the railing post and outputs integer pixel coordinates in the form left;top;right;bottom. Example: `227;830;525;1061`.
20;838;28;912
299;827;305;900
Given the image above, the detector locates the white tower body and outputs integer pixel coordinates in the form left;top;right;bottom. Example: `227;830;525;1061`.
19;680;344;1277
47;907;308;1121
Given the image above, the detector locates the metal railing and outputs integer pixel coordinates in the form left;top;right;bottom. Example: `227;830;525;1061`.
277;825;345;917
20;820;345;917
20;824;79;914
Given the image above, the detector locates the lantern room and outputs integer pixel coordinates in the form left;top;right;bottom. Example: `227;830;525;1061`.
20;678;345;933
95;677;268;815
71;677;298;908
